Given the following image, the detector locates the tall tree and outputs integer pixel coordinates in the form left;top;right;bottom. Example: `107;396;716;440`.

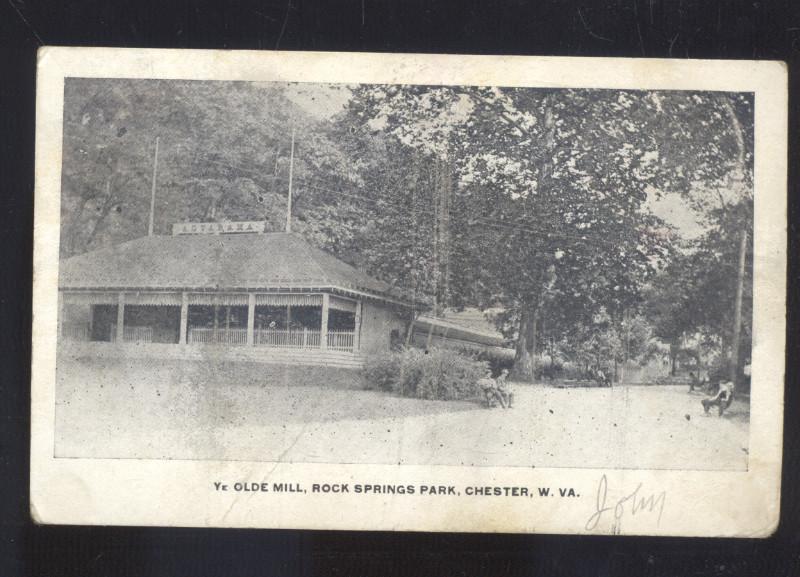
347;86;675;380
60;79;357;258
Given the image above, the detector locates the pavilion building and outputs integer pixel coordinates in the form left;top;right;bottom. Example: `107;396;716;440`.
58;222;415;368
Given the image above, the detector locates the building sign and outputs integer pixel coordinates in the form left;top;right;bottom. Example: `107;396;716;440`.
172;221;266;236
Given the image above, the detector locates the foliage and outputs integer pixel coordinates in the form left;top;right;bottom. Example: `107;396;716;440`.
60;79;357;258
363;347;488;401
61;78;754;385
643;197;752;375
347;86;728;379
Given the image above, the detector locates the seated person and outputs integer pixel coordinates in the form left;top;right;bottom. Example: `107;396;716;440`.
478;371;505;408
496;369;514;408
702;380;735;416
595;368;610;387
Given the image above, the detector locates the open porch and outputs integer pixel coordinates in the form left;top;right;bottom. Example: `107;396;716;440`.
59;290;362;353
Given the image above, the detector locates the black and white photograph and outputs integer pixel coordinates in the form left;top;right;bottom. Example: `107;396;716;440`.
30;49;786;535
54;75;755;471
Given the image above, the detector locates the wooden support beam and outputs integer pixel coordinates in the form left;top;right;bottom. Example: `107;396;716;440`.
321;293;329;350
730;229;748;386
247;293;255;346
354;300;362;351
179;292;188;344
116;292;125;343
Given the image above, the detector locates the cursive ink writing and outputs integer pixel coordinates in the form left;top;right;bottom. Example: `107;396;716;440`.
584;474;666;534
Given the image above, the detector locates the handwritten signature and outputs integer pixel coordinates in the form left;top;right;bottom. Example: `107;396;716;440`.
584;475;666;534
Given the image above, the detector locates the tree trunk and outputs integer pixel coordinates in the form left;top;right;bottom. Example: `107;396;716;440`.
670;342;678;376
530;307;539;379
511;305;540;382
84;179;114;251
511;309;533;381
404;311;417;347
621;311;629;384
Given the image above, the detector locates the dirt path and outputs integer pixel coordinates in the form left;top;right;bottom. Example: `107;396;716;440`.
56;360;748;470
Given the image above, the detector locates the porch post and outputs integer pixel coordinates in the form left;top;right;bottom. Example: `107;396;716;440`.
247;293;255;345
353;300;362;351
321;293;329;350
116;292;125;343
179;292;188;344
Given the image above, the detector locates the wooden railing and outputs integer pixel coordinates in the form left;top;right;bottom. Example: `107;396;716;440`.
188;328;248;345
85;325;356;352
253;329;355;351
254;328;321;349
124;326;153;343
327;330;355;352
61;324;89;342
108;325;154;343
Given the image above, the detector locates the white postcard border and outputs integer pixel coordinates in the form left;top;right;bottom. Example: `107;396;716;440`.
31;48;787;536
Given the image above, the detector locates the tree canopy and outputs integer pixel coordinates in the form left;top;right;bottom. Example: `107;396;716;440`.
60;78;754;383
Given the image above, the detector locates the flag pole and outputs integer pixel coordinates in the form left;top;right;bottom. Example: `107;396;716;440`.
286;128;295;233
730;228;748;386
148;136;160;236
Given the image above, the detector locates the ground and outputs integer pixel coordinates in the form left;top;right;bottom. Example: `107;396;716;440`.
55;357;749;470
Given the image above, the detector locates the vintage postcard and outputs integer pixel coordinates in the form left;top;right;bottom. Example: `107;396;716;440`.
31;48;786;536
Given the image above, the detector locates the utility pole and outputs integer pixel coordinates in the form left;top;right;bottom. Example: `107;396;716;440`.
730;228;748;386
148;136;160;237
286;128;296;233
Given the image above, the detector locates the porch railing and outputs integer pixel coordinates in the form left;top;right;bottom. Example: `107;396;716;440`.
125;326;153;343
61;324;89;342
108;325;154;343
80;324;355;351
254;328;321;349
253;329;355;351
327;330;355;352
188;327;248;345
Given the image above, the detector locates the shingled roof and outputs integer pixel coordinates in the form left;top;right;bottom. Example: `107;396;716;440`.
59;232;417;306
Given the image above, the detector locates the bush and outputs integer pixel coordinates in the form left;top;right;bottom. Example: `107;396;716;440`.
473;350;515;376
535;360;564;381
363;347;488;401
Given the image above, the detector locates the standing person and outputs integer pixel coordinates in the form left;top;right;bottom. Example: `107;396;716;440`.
689;371;708;393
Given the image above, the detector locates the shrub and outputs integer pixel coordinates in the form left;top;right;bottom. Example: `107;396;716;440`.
473;349;515;376
363;351;402;393
535;360;564;381
363;347;488;401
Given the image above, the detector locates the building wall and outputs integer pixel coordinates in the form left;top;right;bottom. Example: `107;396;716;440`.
359;301;406;355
